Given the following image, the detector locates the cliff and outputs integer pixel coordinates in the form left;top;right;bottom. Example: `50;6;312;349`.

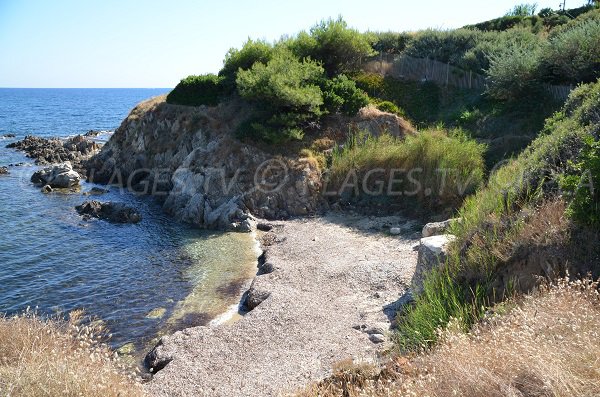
87;95;323;230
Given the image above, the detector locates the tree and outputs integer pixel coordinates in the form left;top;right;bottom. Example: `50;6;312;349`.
506;3;538;16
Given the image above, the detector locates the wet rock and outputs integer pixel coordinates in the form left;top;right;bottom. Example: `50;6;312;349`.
0;166;8;175
257;222;274;231
422;218;460;238
41;185;53;193
7;135;100;168
145;339;173;374
146;307;167;319
31;161;80;188
244;276;272;310
75;200;142;224
2;133;16;138
83;186;109;195
412;234;456;294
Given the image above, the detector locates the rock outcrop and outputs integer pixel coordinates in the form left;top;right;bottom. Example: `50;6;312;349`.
422;218;460;238
86;96;323;230
7;135;100;172
75;200;142;223
412;234;456;294
31;162;80;188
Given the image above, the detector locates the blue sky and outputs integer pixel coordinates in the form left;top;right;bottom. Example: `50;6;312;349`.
0;0;589;88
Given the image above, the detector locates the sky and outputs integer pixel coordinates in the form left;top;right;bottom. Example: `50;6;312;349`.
0;0;590;88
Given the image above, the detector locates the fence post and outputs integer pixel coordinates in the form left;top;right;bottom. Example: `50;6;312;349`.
469;71;472;89
446;63;449;87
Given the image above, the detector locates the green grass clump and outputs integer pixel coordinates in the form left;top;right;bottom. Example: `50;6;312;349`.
329;129;485;209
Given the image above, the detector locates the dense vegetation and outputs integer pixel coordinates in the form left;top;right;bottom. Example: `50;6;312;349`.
396;78;600;350
329;130;486;210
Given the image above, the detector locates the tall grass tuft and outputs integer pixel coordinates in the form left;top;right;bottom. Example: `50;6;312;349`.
329;129;486;209
0;310;143;397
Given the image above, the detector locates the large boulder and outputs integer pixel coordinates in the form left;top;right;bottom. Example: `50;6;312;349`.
422;218;461;238
75;200;142;223
411;234;456;294
31;161;80;188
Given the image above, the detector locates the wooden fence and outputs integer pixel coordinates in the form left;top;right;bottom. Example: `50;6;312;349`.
363;54;574;102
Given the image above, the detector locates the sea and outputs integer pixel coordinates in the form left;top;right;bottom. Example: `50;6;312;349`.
0;88;258;354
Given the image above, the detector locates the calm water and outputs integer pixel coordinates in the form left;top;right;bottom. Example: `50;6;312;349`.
0;89;258;352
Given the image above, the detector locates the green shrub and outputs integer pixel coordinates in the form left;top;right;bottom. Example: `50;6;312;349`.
540;17;600;84
219;39;274;89
166;74;226;106
236;49;324;142
329;129;486;209
373;100;405;116
485;42;543;100
322;75;369;116
506;3;537;16
370;31;412;54
289;17;375;76
405;29;481;66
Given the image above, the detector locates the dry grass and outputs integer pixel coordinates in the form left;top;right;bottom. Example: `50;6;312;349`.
298;277;600;397
0;310;144;397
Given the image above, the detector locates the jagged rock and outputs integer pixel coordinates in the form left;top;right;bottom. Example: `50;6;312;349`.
257;222;274;231
245;276;272;310
75;200;142;223
7;135;100;167
2;133;16;138
412;234;456;294
83;187;109;195
369;333;385;343
422;218;460;238
0;166;8;175
145;339;173;374
41;185;53;193
31;161;80;188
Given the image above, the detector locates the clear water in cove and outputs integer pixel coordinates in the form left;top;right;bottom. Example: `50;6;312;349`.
0;88;258;353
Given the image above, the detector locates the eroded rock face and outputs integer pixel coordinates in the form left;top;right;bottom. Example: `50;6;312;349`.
86;96;323;229
75;200;142;223
412;234;456;294
31;161;80;188
7;135;100;170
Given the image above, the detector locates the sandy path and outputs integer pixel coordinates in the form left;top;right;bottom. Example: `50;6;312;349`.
145;213;419;396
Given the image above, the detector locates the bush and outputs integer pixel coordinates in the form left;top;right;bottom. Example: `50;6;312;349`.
540;17;600;84
485;42;543;100
322;75;369;116
329;129;486;209
372;100;405;116
290;17;375;76
166;74;226;106
506;3;537;16
219;39;274;89
405;29;481;66
236;49;324;142
370;31;412;54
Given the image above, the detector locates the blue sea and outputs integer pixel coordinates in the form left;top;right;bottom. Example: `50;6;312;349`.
0;89;257;354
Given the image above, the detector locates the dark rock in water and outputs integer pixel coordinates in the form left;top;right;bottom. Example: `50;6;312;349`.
145;339;173;374
7;135;100;169
83;187;109;195
85;130;101;137
0;166;8;175
75;200;142;224
31;162;80;188
2;134;16;138
41;185;53;193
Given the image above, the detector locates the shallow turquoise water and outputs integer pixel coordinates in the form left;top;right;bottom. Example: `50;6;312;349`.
0;89;257;351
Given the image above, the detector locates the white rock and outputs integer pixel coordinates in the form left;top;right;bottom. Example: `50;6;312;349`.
369;333;385;343
411;234;457;294
389;227;402;235
422;218;461;238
